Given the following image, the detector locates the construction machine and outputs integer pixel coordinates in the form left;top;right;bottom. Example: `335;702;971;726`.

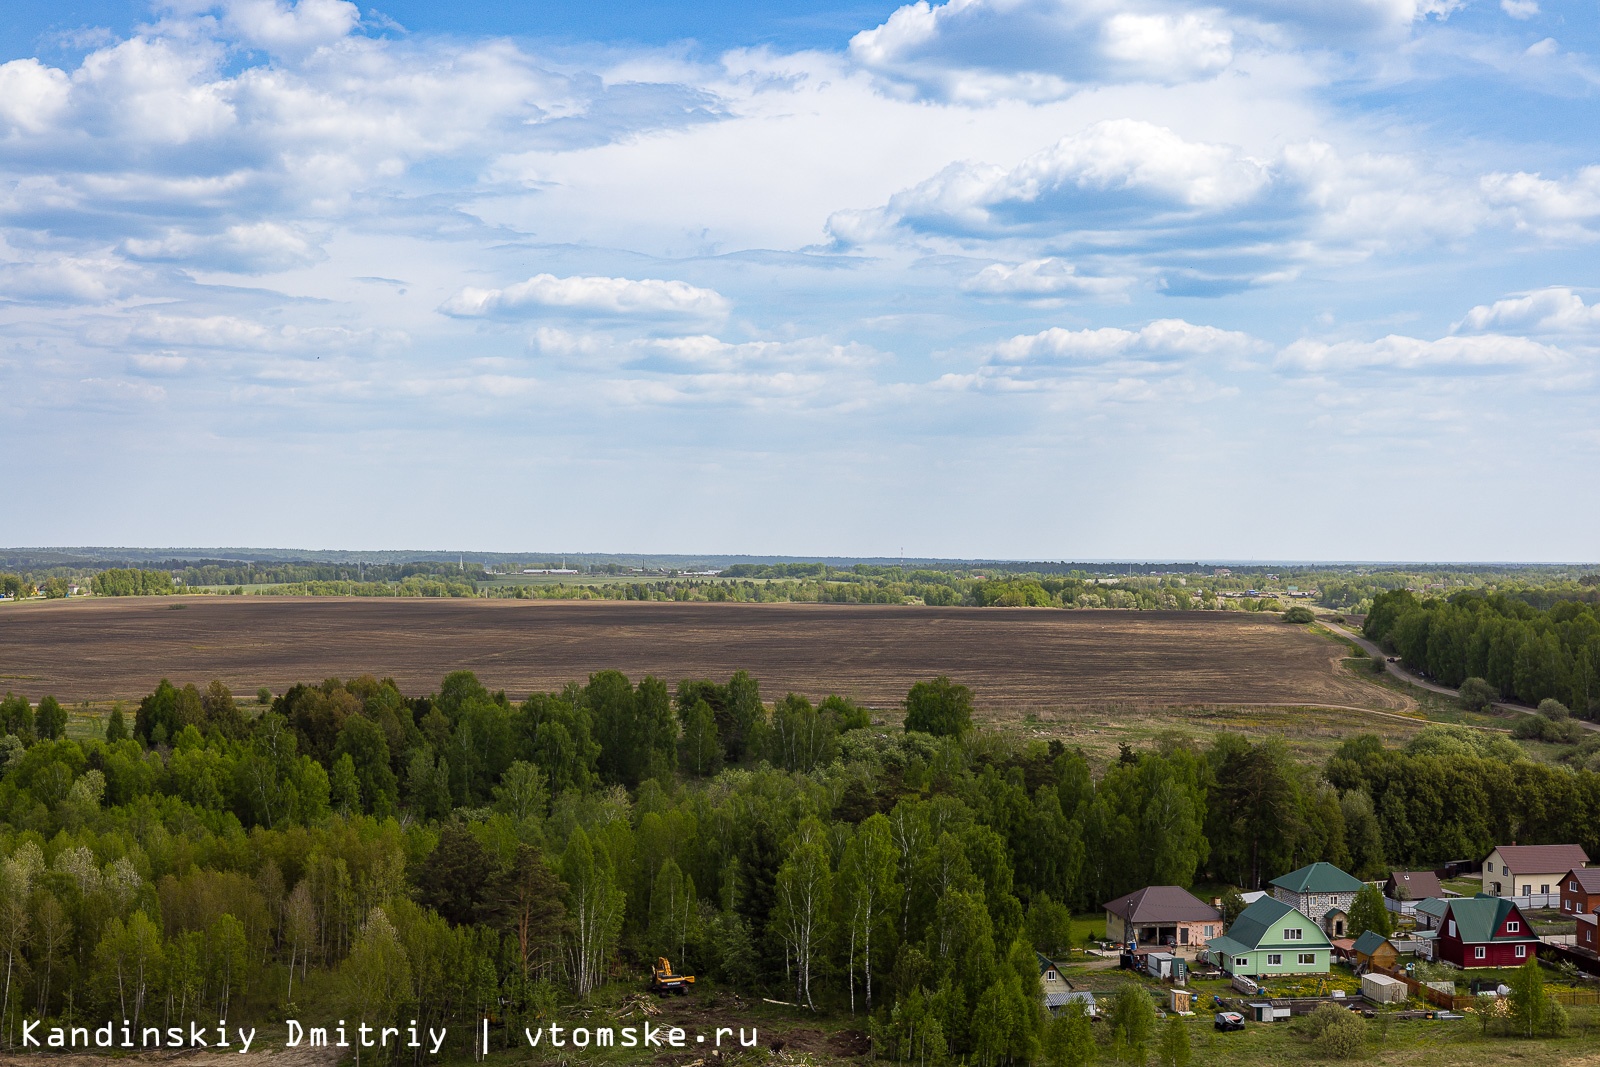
650;957;695;996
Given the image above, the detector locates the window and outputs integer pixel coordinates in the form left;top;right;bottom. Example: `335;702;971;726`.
1515;945;1527;959
1283;928;1303;940
1506;921;1519;932
1572;881;1580;892
1205;926;1215;938
1298;953;1316;965
1542;885;1550;895
1475;947;1486;959
1523;886;1532;896
1448;920;1456;936
1235;957;1248;967
1267;954;1282;966
1047;971;1057;982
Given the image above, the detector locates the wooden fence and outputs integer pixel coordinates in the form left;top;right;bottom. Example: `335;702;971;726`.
1374;965;1474;1011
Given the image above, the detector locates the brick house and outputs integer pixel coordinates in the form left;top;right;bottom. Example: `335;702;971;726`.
1578;912;1597;953
1559;867;1600;915
1436;896;1541;969
1270;862;1364;937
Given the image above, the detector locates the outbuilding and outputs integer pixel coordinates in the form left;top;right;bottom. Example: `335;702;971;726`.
1352;930;1400;971
1361;973;1407;1005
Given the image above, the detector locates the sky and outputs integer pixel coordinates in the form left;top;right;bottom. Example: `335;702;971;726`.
1;0;1597;561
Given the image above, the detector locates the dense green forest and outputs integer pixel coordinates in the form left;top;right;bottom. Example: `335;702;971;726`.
1364;589;1600;718
4;668;1600;1060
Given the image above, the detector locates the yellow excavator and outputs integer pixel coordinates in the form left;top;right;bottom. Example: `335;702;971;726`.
651;957;695;996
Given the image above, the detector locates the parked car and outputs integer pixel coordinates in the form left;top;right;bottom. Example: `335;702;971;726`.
1214;1012;1246;1032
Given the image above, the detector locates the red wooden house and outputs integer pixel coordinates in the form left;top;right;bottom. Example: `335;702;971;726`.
1560;868;1600;915
1436;896;1541;968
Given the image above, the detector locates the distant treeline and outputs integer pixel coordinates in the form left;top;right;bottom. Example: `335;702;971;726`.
1365;589;1600;716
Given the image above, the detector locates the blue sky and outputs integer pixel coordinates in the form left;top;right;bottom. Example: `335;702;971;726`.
2;0;1597;560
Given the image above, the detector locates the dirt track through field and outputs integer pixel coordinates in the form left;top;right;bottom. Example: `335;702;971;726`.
0;598;1402;710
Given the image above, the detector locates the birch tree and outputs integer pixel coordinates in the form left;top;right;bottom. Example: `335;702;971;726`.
562;829;623;997
648;859;697;968
838;814;900;1013
774;840;831;1009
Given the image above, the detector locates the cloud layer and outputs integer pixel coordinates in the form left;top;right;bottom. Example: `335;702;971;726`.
1;0;1597;557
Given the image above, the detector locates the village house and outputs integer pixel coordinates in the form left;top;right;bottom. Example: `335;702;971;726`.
1577;913;1597;953
1038;953;1071;1007
1560;867;1600;914
1269;862;1364;937
1413;897;1450;930
1435;895;1541;968
1481;844;1589;902
1203;896;1332;977
1385;870;1444;902
1102;885;1222;953
1351;930;1400;971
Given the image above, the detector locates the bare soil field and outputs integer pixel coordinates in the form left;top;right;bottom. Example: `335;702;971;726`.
0;598;1406;714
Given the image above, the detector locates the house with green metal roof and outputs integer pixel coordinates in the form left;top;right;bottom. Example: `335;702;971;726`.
1269;862;1365;937
1436;895;1540;969
1413;897;1450;930
1204;896;1332;977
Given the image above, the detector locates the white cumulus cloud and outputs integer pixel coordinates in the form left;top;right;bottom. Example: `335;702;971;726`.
1278;333;1570;372
962;258;1132;299
0;59;71;135
1458;287;1600;335
121;223;324;273
993;318;1267;366
832;119;1274;243
849;0;1235;104
441;274;730;320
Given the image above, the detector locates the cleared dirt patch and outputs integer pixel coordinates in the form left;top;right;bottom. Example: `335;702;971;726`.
0;598;1402;712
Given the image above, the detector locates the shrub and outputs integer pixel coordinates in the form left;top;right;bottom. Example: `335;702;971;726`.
1304;1004;1367;1059
1512;715;1585;744
1458;677;1498;712
1538;698;1570;720
257;687;273;705
1284;605;1315;623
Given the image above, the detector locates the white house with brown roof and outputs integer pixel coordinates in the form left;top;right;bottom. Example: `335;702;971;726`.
1482;844;1590;906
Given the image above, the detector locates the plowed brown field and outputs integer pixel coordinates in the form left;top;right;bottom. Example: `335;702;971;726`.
0;597;1402;713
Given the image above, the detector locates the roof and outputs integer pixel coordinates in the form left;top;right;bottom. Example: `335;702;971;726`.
1270;862;1365;895
1103;885;1222;923
1387;870;1444;899
1352;930;1391;956
1037;952;1064;977
1565;868;1600;893
1416;898;1450;918
1491;844;1589;873
1205;934;1251;959
1225;896;1333;951
1046;991;1096;1009
1445;896;1539;944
